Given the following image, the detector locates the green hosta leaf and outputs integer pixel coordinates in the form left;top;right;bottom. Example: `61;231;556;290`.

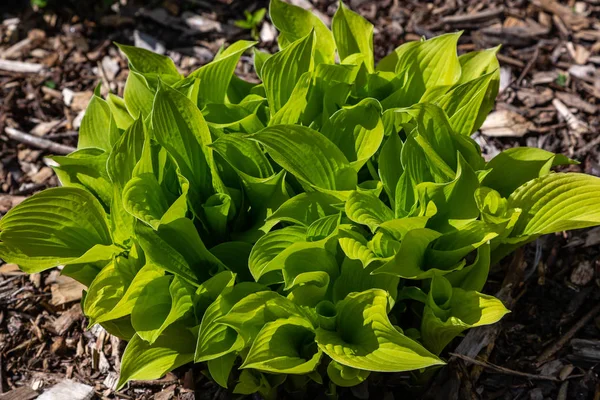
251;125;357;191
249;226;307;283
203;103;265;134
508;173;600;237
195;282;265;362
107;118;145;189
195;270;237;315
253;48;271;80
217;291;308;348
241;316;322;374
270;71;312;126
327;361;370;387
117;323;196;389
94;263;164;324
208;352;237;388
434;72;496;136
84;259;132;326
270;0;335;65
124;70;155;118
424;221;498;270
378;132;403;201
416;155;480;231
211;133;274;180
263;30;314;114
123;173;170;229
202;193;232;238
321;98;384;171
152;82;223;207
307;213;341;241
106;93;134;130
135;218;224;284
116;43;180;78
269;192;342;227
332;258;399;304
338;226;379;267
378;216;429;241
316;289;443;371
445;243;491;292
286;270;331;307
395;32;461;88
373;228;441;279
482;147;576;197
332;2;374;72
52;148;113;208
0;187;112;272
189;40;256;105
345;190;394;232
79;92;119;151
131;275;173;342
421;275;509;354
458;46;501;83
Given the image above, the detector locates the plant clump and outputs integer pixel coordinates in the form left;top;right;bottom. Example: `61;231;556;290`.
2;0;600;397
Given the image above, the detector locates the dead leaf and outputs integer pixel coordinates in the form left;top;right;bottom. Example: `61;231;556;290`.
480;110;533;137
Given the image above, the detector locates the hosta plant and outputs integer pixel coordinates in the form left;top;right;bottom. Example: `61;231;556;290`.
2;0;600;396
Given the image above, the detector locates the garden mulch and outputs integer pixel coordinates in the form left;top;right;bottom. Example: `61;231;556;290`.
0;0;599;399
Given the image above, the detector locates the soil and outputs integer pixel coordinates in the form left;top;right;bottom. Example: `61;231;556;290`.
0;0;599;399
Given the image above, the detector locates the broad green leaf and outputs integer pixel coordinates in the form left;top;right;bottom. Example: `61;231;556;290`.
84;259;129;326
434;72;495;136
482;147;576;197
270;71;312;126
345;190;394;232
189;40;256;105
262;31;314;113
421;276;509;354
52;148;113;208
458;46;501;83
241;316;322;374
131;275;173;342
253;48;271;80
152;82;223;206
445;242;491;292
208;352;237;388
332;2;374;72
373;228;442;279
338;226;379;267
270;0;335;65
124;70;155;118
117;323;195;389
195;270;237;314
332;258;399;304
307;213;341;241
202;193;232;239
378;217;429;241
123;173;169;229
135;218;223;284
195;282;266;362
0;187;112;272
217;291;308;348
211;134;273;180
269;192;342;227
251;125;357;191
396;32;461;88
106;93;134;130
95;264;165;324
79;93;119;151
321;98;384;171
249;226;307;283
416;155;480;231
316;289;443;371
378;132;403;201
327;360;370;387
117;43;180;78
107;118;145;189
508;172;600;237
